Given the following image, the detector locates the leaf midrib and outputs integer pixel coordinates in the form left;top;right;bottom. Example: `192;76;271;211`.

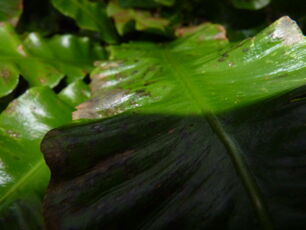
0;159;44;208
161;49;273;230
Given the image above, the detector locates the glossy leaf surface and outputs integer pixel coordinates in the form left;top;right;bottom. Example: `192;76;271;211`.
58;79;91;107
0;0;22;26
0;87;74;228
51;0;118;43
74;17;306;119
0;23;105;98
42;17;306;229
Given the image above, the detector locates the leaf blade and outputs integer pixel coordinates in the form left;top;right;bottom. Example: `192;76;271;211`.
52;0;119;43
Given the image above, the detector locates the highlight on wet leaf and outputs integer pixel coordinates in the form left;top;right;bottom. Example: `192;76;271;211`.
0;87;74;228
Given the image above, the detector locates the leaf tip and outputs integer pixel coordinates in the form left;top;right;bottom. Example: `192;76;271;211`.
271;16;304;45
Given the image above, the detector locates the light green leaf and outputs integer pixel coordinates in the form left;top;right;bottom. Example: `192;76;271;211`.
0;87;74;228
0;23;106;98
0;0;22;26
42;17;306;229
0;63;19;99
58;79;91;107
52;0;119;43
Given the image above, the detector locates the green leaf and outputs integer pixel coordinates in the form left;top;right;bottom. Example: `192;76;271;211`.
0;63;19;99
51;0;119;43
230;0;271;10
0;23;106;98
0;87;74;228
58;79;91;107
0;0;22;26
107;0;170;36
118;0;175;8
42;17;306;229
155;0;175;6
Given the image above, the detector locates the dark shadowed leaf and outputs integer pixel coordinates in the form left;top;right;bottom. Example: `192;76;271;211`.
16;0;65;36
42;17;306;229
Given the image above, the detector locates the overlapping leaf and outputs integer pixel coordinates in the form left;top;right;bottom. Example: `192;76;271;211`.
42;17;306;229
0;0;23;26
0;23;105;98
107;0;170;36
58;79;90;107
51;0;118;43
0;87;74;229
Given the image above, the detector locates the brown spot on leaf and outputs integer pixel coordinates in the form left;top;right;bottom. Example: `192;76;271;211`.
175;25;202;37
218;53;229;62
5;99;18;114
214;25;227;40
17;45;27;56
0;68;11;80
9;17;19;27
271;16;304;45
167;129;175;134
242;48;250;53
39;78;46;84
136;89;151;97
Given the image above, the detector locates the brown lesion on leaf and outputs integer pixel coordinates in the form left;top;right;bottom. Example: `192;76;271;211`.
218;52;229;62
5;99;18;114
167;128;175;134
18;0;23;10
73;89;132;120
16;45;27;56
271;16;304;45
9;17;19;27
175;25;202;37
176;23;227;41
144;80;157;86
95;61;122;70
39;78;46;84
93;72;107;80
0;68;11;81
214;25;227;40
136;89;151;97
